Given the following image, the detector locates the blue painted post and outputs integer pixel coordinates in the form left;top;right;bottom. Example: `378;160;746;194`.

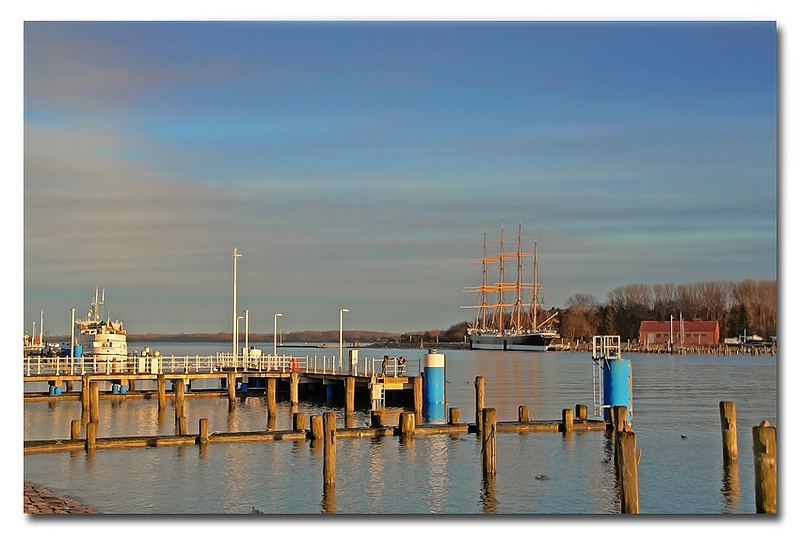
602;357;632;424
423;350;445;406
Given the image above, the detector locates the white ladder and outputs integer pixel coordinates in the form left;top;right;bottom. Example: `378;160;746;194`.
591;335;621;417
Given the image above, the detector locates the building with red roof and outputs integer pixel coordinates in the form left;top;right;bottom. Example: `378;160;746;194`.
638;319;720;345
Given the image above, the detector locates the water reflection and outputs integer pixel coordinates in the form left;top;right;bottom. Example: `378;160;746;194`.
721;461;741;514
481;475;499;514
321;484;336;514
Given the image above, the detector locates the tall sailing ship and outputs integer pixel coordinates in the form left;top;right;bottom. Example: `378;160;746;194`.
462;224;559;351
75;287;128;361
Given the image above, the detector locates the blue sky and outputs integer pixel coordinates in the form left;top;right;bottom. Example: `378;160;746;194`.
20;18;778;337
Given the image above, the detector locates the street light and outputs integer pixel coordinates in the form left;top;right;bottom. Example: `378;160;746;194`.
274;313;283;357
232;248;242;363
245;309;249;360
339;308;349;369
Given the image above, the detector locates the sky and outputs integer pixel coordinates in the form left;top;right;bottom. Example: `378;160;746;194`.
17;10;780;339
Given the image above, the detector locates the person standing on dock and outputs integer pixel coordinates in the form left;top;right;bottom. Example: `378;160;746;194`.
382;355;390;376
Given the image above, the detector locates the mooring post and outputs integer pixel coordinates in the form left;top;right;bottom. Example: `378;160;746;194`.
344;377;355;415
576;404;588;422
158;374;167;412
266;378;277;419
449;407;460;425
475;376;485;433
293;412;307;431
399;411;416;437
70;419;81;440
413;376;423;416
560;408;574;432
618;430;640;514
481;408;496;478
370;410;384;428
719;401;738;463
290;371;300;405
89;381;100;424
752;420;777;514
323;412;337;487
85;421;97;451
310;414;324;443
198;418;209;445
81;375;90;421
518;405;529;423
174;379;185;421
178;416;187;435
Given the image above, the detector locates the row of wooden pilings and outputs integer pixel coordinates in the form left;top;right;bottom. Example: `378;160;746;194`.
63;377;778;514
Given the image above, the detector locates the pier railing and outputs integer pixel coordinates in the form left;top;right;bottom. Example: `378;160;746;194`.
23;353;415;378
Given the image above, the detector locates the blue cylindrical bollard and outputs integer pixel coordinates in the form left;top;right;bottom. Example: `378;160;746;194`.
602;358;632;423
423;350;445;405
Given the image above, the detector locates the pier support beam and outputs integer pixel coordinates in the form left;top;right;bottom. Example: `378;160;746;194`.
290;372;299;405
475;376;485;433
81;375;90;421
518;405;529;423
226;373;236;408
323;412;337;486
174;379;185;421
344;377;355;415
413;376;423;416
89;381;100;424
266;378;277;419
157;374;166;412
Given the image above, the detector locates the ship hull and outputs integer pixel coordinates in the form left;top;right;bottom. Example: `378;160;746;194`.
469;332;555;352
78;332;128;360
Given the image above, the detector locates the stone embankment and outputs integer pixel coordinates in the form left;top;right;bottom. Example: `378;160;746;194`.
24;482;100;514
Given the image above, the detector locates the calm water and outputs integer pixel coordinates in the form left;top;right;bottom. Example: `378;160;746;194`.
23;343;778;515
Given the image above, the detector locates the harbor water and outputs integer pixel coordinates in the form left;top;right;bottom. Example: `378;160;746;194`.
23;343;777;515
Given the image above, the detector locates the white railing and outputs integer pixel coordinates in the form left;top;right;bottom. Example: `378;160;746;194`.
24;353;418;378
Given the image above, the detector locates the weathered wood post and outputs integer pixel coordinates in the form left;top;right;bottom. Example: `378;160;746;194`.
226;373;236;408
618;430;640;514
413;376;423;416
449;407;461;425
475;376;485;433
481;408;497;478
198;418;209;445
611;405;629;473
85;421;97;451
323;412;337;486
174;379;185;421
178;416;187;435
81;375;90;421
70;419;81;440
157;374;167;412
719;401;738;463
752;420;777;514
560;408;574;432
310;414;324;443
344;377;355;415
293;412;307;432
575;404;588;422
266;378;277;419
89;381;100;424
518;405;529;423
290;372;299;405
399;411;416;437
370;410;384;428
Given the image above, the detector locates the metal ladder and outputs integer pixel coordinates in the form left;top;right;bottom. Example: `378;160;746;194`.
591;335;621;417
370;375;385;409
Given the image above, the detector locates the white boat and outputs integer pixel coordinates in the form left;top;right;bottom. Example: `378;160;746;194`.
75;287;128;361
462;224;559;351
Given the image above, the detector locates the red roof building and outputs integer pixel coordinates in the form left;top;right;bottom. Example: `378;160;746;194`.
638;319;720;345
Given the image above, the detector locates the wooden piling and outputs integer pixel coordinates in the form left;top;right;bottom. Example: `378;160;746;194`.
81;375;90;420
293;412;307;432
266;378;277;418
323;412;337;486
85;421;97;451
752;420;777;514
178;416;187;435
174;379;185;421
618;430;640;514
449;407;461;425
518;405;529;423
157;374;166;412
226;373;236;408
475;376;485;433
413;376;423;415
575;404;588;422
89;381;100;424
310;415;324;442
481;408;496;478
719;401;738;463
290;372;299;405
399;411;416;437
198;418;209;445
70;419;81;440
560;408;573;432
344;377;355;415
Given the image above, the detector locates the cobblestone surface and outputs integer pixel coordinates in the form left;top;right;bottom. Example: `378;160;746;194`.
24;482;101;514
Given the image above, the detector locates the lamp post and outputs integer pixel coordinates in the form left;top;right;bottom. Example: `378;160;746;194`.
232;248;242;364
339;308;349;369
70;308;75;374
669;315;674;353
236;316;244;370
274;313;282;357
245;309;249;361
